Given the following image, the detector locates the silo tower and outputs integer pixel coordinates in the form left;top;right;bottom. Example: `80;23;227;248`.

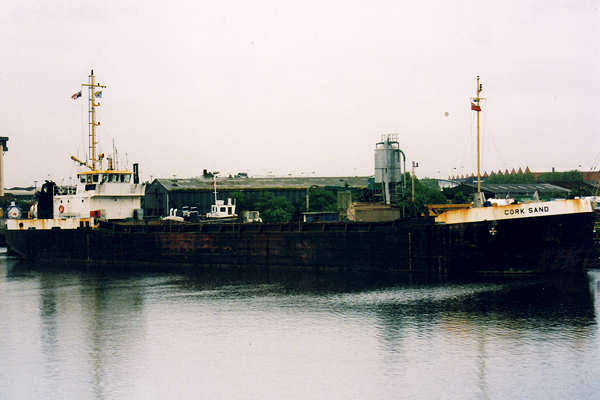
374;134;406;205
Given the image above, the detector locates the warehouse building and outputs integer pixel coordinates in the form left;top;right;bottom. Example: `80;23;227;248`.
144;176;369;217
457;182;571;201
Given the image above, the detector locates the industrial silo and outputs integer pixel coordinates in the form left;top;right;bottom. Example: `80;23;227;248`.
374;135;406;205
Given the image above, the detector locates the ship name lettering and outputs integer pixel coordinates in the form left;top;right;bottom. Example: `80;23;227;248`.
527;206;550;214
504;206;550;216
504;208;525;216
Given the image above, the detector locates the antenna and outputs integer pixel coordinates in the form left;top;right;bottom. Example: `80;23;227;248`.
212;172;219;205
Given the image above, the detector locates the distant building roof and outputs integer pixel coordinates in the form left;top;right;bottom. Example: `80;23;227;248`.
464;182;570;194
4;189;35;197
152;176;369;191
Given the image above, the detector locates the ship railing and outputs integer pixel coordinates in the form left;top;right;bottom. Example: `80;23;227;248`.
96;219;420;234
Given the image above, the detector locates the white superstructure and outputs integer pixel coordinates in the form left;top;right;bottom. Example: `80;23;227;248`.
206;198;237;219
55;170;144;220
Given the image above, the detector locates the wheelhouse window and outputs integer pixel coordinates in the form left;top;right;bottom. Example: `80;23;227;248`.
101;174;108;183
92;174;99;183
86;175;92;183
124;174;131;183
80;176;86;183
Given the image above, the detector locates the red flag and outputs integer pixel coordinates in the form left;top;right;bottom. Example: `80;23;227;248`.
471;103;481;111
71;91;82;100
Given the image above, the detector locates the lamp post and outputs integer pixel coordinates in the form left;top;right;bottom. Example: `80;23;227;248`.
411;161;419;203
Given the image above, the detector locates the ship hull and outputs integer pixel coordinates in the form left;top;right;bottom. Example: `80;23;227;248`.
6;212;594;276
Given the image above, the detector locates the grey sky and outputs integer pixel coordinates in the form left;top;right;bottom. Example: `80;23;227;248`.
1;0;598;187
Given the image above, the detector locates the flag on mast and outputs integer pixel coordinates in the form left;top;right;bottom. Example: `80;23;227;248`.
95;91;103;98
71;91;82;100
471;102;481;111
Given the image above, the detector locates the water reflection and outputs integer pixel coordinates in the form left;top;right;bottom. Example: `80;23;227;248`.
39;272;59;389
1;255;599;399
79;274;146;400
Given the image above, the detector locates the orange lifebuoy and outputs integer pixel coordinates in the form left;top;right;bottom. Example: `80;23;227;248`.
59;205;65;213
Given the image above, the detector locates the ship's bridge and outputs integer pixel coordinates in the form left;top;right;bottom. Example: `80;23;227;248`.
77;170;133;184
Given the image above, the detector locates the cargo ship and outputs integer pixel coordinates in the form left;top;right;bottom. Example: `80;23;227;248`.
5;74;594;275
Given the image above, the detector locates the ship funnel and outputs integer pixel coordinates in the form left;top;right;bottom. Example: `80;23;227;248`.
0;137;8;197
38;181;55;219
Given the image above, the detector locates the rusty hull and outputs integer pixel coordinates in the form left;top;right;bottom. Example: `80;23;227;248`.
5;211;595;276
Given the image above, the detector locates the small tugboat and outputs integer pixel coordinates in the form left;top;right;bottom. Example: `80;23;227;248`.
205;176;238;222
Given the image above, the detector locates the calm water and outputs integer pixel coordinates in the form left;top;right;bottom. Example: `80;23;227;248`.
1;251;599;400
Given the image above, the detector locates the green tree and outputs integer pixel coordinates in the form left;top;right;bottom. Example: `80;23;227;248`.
261;206;292;223
396;174;449;215
232;191;296;223
452;191;468;204
537;170;582;184
307;188;337;212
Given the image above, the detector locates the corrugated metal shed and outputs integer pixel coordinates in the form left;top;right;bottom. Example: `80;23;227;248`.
154;176;369;191
465;183;570;195
144;176;369;217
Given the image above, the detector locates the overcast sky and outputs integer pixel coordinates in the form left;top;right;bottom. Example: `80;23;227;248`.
1;0;598;187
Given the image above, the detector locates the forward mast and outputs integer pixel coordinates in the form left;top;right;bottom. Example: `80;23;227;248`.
472;76;485;195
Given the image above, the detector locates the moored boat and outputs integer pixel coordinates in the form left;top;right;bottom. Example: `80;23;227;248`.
5;75;594;276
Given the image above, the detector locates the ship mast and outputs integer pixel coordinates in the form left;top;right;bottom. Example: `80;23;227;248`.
213;175;218;205
472;76;484;193
81;69;107;171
